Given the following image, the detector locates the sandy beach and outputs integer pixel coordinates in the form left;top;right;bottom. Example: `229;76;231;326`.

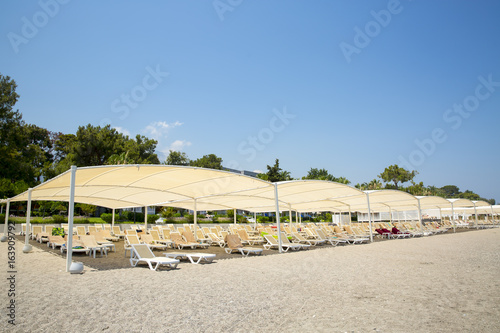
1;228;499;332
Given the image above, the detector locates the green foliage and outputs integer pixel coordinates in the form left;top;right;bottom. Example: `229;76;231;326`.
76;203;96;217
147;214;159;224
261;159;292;182
190;154;223;170
160;207;176;218
52;227;64;237
100;213;118;223
173;213;182;217
257;215;269;223
378;164;418;189
441;185;460;198
303;167;351;184
51;215;67;223
164;150;189;166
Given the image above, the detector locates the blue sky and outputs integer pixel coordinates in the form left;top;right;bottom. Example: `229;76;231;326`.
2;0;499;201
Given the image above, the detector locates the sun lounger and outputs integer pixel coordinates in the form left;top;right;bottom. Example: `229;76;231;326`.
163;252;216;264
47;235;65;249
315;229;341;246
61;239;90;256
80;235;109;258
182;231;210;249
263;235;297;252
225;234;263;256
140;233;169;251
237;229;264;246
130;244;179;271
280;232;309;250
170;233;199;250
101;229;119;242
150;230;174;248
89;231;116;252
208;233;226;247
292;232;324;246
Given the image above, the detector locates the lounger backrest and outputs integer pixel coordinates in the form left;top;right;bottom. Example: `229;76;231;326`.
208;233;220;242
196;230;205;239
48;235;64;243
102;230;114;238
76;226;86;235
32;226;43;235
80;235;99;248
88;226;97;233
264;235;278;245
150;230;161;241
103;224;111;230
95;225;103;231
162;228;171;239
225;234;243;249
202;227;210;235
132;244;154;259
140;234;154;244
170;233;185;244
112;226;123;235
126;229;137;235
45;226;53;235
177;227;185;234
280;233;292;244
316;229;327;240
182;231;196;243
126;235;141;245
237;230;248;241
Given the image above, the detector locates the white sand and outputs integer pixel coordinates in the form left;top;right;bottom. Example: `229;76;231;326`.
1;229;500;332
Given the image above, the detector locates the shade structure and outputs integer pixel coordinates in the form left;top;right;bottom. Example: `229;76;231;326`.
9;165;275;209
159;179;367;213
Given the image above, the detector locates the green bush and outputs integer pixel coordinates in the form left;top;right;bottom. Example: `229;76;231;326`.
257;216;269;223
147;214;159;224
52;227;65;237
52;215;67;224
173;213;182;217
100;213;118;223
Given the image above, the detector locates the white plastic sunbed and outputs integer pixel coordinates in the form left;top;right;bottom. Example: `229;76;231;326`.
163;252;216;264
130;244;179;271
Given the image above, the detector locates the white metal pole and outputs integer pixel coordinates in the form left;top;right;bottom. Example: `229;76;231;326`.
451;203;456;232
274;183;282;253
365;193;373;242
1;199;10;242
417;199;424;234
66;165;77;271
473;202;478;230
23;188;33;253
254;212;257;230
193;199;197;240
111;208;115;229
144;206;148;230
233;209;237;225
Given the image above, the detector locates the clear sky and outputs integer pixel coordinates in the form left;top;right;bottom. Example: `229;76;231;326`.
2;0;499;201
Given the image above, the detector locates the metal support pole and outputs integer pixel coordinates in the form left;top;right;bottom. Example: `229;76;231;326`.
234;209;237;225
1;199;10;242
473;202;478;230
451;203;456;233
23;188;33;253
194;199;197;240
274;183;282;253
144;206;148;230
365;193;373;242
417;199;424;235
111;208;115;229
66;166;77;271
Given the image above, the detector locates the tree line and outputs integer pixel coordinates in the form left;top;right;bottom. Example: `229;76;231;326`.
0;73;495;205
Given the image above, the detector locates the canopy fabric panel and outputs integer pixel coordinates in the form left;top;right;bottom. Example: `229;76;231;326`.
9;165;275;209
